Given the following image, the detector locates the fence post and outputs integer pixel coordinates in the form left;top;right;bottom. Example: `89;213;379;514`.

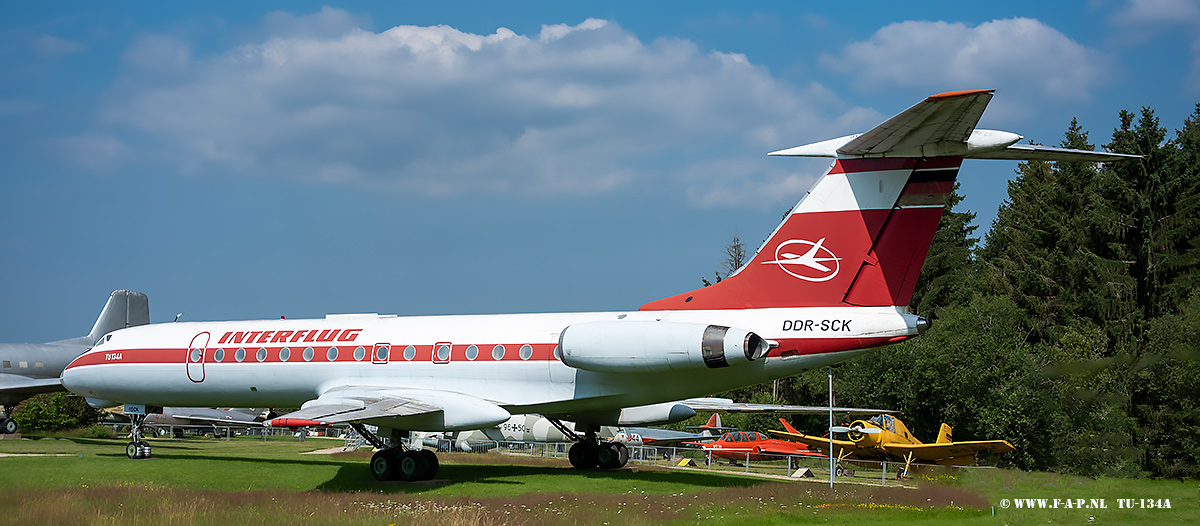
881;461;886;486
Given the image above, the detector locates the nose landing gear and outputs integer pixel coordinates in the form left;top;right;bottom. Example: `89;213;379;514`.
126;413;152;459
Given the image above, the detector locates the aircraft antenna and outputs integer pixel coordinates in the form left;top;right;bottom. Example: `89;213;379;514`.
173;312;184;322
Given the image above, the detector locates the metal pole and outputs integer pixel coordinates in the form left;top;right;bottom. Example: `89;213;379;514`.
829;365;834;488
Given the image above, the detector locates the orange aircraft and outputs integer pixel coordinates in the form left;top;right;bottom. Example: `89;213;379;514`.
690;429;824;462
770;414;1014;476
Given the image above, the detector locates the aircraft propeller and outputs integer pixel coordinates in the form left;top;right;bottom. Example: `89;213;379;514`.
831;424;880;441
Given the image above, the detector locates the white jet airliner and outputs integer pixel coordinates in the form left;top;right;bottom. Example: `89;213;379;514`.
62;90;1136;481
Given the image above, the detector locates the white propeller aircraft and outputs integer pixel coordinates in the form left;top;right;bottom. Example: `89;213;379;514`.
62;90;1136;481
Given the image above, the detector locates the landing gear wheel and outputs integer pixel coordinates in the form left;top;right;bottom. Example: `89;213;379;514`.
568;441;599;469
126;440;151;459
397;450;430;481
418;449;439;480
2;418;17;434
615;443;629;467
370;449;398;481
597;442;623;469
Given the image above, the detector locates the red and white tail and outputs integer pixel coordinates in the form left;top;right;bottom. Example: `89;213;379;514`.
641;89;1138;312
643;156;959;310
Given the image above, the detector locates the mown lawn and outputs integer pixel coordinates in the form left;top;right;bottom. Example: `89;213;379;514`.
1;434;1195;524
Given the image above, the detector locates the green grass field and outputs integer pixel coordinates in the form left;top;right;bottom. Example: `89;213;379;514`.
1;433;1195;524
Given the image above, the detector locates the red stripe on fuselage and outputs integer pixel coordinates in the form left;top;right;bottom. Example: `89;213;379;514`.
66;337;885;370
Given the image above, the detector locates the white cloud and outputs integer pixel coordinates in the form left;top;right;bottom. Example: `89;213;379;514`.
821;18;1112;102
53;133;131;173
81;9;865;207
30;34;84;57
1113;0;1200;92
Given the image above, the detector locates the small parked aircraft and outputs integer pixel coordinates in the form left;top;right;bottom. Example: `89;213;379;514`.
63;90;1135;481
107;407;276;436
769;414;1015;476
691;429;824;462
0;290;148;434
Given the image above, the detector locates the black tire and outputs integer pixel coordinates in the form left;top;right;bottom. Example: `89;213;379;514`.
370;449;397;481
2;418;17;435
397;450;429;482
419;449;439;480
597;443;622;469
568;442;598;469
616;443;629;467
126;441;139;459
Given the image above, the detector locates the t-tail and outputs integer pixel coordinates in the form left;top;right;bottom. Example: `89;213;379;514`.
641;90;1139;311
87;290;150;345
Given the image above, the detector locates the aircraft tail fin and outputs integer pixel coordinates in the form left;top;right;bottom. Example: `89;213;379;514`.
641;89;1137;312
87;290;150;344
700;413;721;431
779;417;801;435
936;423;953;444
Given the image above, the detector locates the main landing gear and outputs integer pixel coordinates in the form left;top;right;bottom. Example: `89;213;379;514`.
548;419;630;470
351;423;440;482
126;414;152;459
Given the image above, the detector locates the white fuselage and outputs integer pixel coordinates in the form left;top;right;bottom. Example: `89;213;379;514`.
64;306;919;427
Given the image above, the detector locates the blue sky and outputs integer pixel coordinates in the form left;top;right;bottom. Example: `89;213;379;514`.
2;1;1197;342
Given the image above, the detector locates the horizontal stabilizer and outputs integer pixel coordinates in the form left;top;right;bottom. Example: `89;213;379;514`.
968;143;1141;162
769;89;1139;162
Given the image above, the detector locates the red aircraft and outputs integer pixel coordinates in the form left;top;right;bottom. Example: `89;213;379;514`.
690;429;823;462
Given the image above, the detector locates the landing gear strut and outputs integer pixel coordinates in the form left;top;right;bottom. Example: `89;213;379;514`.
126;414;151;459
352;423;439;482
549;419;629;470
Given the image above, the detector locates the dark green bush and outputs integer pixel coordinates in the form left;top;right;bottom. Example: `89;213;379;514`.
11;392;100;432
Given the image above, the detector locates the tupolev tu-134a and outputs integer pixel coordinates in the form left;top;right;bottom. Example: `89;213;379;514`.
62;90;1138;482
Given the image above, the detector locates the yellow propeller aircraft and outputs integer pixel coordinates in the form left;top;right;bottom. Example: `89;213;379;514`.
770;414;1014;478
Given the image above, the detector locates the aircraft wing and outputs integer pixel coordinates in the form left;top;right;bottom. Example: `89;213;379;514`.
164;411;259;426
680;397;894;415
881;440;1015;465
766;429;856;455
0;374;65;398
623;426;714;446
268;385;510;431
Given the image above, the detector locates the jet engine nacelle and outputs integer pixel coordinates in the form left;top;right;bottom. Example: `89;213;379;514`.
558;320;769;373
